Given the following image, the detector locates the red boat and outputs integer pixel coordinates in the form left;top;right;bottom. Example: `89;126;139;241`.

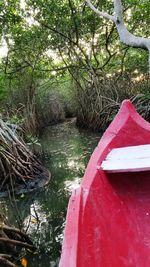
59;100;150;267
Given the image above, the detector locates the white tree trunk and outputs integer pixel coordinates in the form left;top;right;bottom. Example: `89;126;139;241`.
86;0;150;75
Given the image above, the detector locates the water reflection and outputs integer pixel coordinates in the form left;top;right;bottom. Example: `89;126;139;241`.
24;202;48;234
1;119;101;267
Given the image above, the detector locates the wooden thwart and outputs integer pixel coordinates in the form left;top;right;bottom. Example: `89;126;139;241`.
101;144;150;173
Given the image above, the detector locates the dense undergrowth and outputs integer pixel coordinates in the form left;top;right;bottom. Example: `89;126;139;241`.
0;73;76;137
76;75;150;131
1;71;150;135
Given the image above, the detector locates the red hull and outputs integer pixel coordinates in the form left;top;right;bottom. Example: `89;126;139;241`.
59;100;150;267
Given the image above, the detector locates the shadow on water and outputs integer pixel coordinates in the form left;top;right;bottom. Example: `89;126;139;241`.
1;119;101;267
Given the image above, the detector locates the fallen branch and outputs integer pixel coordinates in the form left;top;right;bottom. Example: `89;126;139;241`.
0;256;17;267
0;237;36;251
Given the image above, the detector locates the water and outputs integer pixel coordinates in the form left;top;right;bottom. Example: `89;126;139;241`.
1;119;101;267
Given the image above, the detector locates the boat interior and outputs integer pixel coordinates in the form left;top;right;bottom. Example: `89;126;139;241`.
106;170;150;266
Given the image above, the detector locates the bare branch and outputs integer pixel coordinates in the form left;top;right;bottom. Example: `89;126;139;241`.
86;0;150;74
113;0;150;51
86;0;115;22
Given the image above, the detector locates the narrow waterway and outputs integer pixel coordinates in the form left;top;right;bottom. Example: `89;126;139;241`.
1;119;101;267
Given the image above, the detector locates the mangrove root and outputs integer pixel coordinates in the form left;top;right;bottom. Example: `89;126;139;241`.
0;218;36;267
0;118;46;193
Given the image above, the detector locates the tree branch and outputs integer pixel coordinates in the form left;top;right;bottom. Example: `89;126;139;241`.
86;0;115;22
85;0;150;74
113;0;150;51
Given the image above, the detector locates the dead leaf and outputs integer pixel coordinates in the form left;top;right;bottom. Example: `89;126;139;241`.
21;258;27;267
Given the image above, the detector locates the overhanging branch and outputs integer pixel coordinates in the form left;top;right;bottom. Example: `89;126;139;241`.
85;0;150;74
86;0;115;22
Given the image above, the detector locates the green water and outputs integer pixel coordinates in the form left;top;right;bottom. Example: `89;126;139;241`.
1;119;101;267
